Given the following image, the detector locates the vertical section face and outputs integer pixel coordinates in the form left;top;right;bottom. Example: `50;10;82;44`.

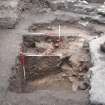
25;56;61;81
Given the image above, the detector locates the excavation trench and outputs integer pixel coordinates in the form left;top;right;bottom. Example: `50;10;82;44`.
9;24;92;93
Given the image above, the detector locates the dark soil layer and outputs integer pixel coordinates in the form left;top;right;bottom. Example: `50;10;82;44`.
25;56;62;81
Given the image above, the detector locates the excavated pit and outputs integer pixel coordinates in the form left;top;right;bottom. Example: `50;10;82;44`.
9;24;92;93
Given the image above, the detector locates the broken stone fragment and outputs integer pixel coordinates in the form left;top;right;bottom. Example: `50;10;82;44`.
83;40;89;52
58;56;73;68
81;15;105;24
78;61;90;73
68;76;79;91
97;3;105;16
76;0;88;5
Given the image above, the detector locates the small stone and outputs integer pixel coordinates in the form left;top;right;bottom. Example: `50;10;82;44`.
100;42;105;53
62;73;67;77
79;81;89;90
72;80;79;92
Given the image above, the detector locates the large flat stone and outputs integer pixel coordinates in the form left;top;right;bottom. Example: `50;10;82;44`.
89;36;105;104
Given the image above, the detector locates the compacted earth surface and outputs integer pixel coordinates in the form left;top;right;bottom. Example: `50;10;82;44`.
0;0;105;105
